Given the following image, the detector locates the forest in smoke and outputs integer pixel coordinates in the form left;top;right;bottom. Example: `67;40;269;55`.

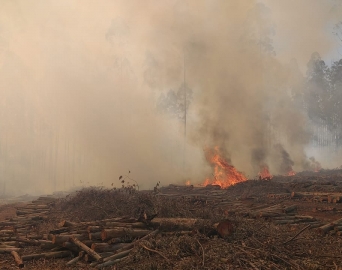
0;0;342;196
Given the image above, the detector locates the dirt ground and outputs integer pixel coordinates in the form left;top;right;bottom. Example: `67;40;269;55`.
1;169;342;269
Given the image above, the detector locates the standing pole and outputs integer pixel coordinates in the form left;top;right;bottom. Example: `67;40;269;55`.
183;52;186;172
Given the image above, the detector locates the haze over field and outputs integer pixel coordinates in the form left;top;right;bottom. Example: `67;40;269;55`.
0;0;342;195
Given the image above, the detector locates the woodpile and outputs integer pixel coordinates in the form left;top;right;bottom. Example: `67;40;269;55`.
291;191;342;203
0;195;230;268
0;196;58;267
2;170;342;269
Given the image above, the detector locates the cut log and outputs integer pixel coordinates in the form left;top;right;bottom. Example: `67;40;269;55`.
58;220;78;227
317;218;342;235
102;229;159;263
69;236;103;262
334;226;342;231
91;243;129;253
2;241;19;247
283;205;298;213
89;232;102;240
0;247;21;253
101;228;150;241
11;250;24;268
63;240;96;248
52;234;85;245
214;220;234;238
22;251;72;261
87;226;102;233
84;252;114;262
95;256;127;268
101;249;132;263
104;222;146;228
148;218;204;231
66;251;84;266
0;229;15;235
40;241;58;250
57;242;80;253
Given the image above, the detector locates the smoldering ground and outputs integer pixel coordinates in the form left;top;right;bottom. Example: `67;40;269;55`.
0;0;341;195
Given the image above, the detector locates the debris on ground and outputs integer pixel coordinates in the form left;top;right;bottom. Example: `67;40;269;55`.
1;169;342;269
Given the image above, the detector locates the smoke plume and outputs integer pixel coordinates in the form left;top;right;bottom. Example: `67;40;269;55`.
0;0;341;195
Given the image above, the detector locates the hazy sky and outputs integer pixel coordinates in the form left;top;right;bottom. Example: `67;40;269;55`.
0;0;341;195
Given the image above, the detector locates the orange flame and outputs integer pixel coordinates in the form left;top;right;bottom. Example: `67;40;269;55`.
203;147;247;188
258;165;273;180
287;170;296;176
185;180;191;186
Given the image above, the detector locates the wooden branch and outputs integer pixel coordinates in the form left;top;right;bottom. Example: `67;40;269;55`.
283;224;311;244
196;239;205;266
141;244;171;262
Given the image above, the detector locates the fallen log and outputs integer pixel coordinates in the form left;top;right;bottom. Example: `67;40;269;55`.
66;251;84;266
57;242;80;253
11;250;24;268
2;241;19;247
0;229;15;235
40;241;58;250
214;220;234;238
22;251;72;261
104;222;146;228
334;226;342;231
89;232;102;240
69;236;103;262
102;230;159;263
58;220;78;227
95;256;127;269
96;249;131;265
317;218;342;235
87;226;102;233
84;252;115;262
148;218;205;231
63;240;96;248
0;247;21;253
91;242;129;253
52;234;85;245
101;228;150;241
283;205;298;213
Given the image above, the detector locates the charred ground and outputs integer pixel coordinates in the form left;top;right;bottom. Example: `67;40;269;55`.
1;169;342;269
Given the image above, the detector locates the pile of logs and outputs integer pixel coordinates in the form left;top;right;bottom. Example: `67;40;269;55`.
1;196;228;268
0;196;57;268
291;192;342;203
246;204;323;226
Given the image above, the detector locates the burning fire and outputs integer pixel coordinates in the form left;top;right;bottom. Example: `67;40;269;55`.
287;169;296;176
258;165;273;180
203;147;247;188
185;180;191;186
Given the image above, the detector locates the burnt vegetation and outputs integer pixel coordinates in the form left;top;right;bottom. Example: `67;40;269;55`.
2;170;342;269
